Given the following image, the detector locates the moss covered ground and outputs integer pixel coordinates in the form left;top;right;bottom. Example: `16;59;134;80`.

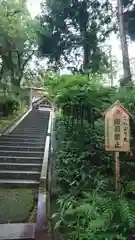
0;188;37;223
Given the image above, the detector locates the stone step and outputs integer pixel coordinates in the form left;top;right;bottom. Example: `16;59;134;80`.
0;156;43;164
12;128;48;133
25;110;49;114
17;123;48;128
14;126;47;132
0;109;50;189
19;117;49;121
22;111;49;115
0;162;42;171
21;114;49;117
18;118;49;122
13;124;48;128
16;122;48;126
12;130;48;134
0;135;46;140
0;150;44;157
16;120;48;124
0;137;46;143
18;120;49;125
9;134;47;138
0;179;39;188
23;119;49;122
17;124;48;128
0;145;44;152
0;170;40;180
20;120;48;123
10;133;47;137
14;128;48;132
0;223;35;240
0;141;45;147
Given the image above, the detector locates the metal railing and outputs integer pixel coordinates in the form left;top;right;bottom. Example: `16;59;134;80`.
35;108;55;240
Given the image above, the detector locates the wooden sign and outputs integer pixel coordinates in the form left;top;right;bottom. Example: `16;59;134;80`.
103;100;131;152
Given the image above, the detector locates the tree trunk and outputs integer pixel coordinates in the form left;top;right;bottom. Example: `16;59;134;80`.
0;60;4;81
117;0;132;86
108;45;113;87
83;32;90;70
79;0;89;70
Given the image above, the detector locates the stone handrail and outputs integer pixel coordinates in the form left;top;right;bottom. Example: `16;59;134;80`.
35;108;55;240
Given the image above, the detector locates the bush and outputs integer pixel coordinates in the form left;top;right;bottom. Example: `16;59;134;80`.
48;74;135;239
0;98;19;117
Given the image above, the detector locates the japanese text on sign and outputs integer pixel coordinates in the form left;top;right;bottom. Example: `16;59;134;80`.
104;102;130;152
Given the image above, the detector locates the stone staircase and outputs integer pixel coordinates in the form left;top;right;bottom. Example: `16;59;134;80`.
0;108;50;188
0;107;53;240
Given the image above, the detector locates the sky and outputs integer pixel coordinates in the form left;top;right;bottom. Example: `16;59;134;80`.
27;0;135;81
27;0;41;19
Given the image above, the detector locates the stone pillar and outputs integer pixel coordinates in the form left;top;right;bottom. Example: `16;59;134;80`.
29;88;32;110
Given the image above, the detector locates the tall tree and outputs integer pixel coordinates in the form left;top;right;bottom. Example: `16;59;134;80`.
0;0;38;86
123;0;135;40
38;0;114;73
117;0;132;86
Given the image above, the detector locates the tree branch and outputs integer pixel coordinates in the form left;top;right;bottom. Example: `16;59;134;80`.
22;50;35;71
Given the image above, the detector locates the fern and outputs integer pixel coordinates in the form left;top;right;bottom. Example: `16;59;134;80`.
51;76;135;239
118;197;134;227
125;180;135;193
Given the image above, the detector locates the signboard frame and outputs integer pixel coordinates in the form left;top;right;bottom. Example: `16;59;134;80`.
103;100;132;194
103;100;132;152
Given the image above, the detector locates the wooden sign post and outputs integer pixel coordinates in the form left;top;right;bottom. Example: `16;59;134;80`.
103;100;132;194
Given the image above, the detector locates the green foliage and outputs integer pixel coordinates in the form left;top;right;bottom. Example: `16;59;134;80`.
44;74;111;103
0;99;19;117
23;64;47;88
0;84;28;117
38;0;114;72
0;0;38;86
0;0;37;117
49;74;135;239
53;188;135;239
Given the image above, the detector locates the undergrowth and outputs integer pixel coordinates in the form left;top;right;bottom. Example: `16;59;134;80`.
47;75;135;239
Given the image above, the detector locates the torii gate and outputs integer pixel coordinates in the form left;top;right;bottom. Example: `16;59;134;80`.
23;87;49;109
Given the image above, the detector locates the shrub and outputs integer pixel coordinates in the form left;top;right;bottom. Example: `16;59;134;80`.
0;98;20;117
49;74;135;239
